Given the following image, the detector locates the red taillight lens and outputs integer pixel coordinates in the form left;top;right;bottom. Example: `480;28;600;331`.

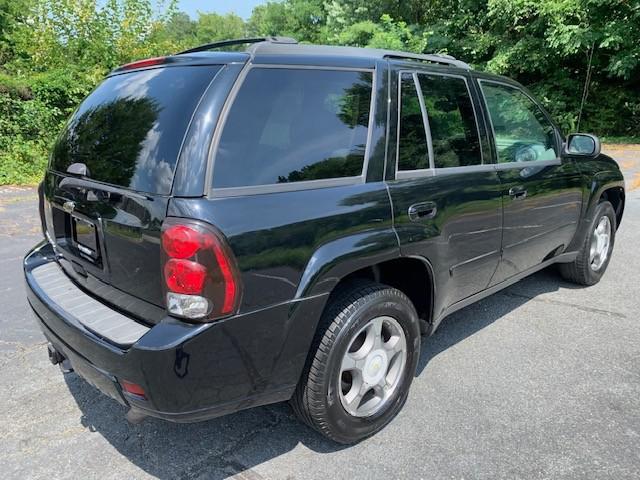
161;219;241;321
212;242;237;314
162;225;203;259
121;380;146;398
164;259;207;295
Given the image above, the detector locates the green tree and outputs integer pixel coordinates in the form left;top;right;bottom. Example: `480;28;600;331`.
247;0;325;42
195;12;245;44
164;11;197;44
336;14;427;52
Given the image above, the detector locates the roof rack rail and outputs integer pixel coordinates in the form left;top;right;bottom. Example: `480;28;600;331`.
177;37;298;55
383;52;470;70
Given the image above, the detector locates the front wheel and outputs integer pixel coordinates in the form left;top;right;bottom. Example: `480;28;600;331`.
290;280;421;444
559;200;616;285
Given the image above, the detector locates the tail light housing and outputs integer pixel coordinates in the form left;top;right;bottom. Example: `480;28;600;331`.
161;218;241;322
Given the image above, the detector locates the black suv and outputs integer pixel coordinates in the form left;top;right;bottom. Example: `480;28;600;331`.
24;37;625;444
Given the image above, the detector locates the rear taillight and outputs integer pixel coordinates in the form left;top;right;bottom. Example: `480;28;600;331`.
161;219;241;322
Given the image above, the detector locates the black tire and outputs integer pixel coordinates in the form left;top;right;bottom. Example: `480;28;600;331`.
559;201;616;286
290;280;421;444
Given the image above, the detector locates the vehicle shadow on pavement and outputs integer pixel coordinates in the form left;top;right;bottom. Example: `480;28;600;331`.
64;373;348;479
416;266;579;375
63;266;578;480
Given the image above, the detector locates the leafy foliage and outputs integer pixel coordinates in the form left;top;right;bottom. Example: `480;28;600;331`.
0;0;638;184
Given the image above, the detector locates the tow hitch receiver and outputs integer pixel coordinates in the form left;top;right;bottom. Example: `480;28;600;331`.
47;343;73;373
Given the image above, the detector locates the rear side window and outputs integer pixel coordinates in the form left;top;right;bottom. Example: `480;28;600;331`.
417;74;481;168
213;68;372;189
397;73;429;171
51;66;220;195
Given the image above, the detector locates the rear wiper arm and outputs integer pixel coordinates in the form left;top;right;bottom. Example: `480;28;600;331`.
66;162;90;177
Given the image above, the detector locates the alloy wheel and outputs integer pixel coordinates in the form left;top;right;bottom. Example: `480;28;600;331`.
589;215;611;271
338;316;407;417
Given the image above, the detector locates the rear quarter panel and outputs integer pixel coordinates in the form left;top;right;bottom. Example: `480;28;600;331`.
167;183;397;312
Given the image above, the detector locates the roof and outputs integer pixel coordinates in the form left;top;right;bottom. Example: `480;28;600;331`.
177;37;471;70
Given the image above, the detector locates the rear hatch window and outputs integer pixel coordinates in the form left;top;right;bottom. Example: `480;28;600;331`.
51;65;220;195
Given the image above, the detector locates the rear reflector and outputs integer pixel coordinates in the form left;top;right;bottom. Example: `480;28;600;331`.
120;380;146;398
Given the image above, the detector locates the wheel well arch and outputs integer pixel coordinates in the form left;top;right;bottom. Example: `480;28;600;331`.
331;256;435;332
599;186;625;229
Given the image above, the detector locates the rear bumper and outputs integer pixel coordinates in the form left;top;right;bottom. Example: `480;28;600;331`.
24;241;328;422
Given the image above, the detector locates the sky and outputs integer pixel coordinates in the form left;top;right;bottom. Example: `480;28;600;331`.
176;0;268;20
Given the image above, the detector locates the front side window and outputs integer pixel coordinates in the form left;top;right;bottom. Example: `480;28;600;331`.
418;74;481;168
480;82;558;163
213;68;372;188
397;73;429;171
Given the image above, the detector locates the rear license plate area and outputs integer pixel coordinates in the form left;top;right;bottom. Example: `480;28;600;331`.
72;216;99;260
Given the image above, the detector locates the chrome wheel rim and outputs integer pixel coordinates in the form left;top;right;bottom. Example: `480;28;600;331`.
590;215;611;271
338;316;407;418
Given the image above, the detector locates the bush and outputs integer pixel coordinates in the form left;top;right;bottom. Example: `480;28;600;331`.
0;140;47;184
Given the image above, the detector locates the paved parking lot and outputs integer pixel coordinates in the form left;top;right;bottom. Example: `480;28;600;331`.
1;147;639;479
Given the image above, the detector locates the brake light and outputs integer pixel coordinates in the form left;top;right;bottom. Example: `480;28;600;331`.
120;56;167;71
161;219;241;321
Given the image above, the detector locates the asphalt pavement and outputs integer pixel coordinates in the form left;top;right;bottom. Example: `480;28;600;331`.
1;147;639;479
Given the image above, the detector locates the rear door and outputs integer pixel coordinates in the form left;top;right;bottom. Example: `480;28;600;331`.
43;65;222;317
387;68;503;319
476;79;583;284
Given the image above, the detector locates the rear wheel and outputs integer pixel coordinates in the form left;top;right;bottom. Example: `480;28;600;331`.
559;201;616;285
291;280;420;444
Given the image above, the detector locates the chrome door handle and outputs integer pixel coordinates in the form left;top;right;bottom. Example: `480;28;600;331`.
408;202;437;221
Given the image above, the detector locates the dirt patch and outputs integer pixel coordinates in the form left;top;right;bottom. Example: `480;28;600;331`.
602;143;640;152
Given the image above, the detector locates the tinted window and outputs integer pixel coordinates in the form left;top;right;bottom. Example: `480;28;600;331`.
213;68;372;188
397;73;429;171
480;82;557;163
418;74;481;168
51;66;220;194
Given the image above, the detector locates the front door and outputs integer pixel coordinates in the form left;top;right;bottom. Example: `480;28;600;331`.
387;69;503;319
476;79;583;284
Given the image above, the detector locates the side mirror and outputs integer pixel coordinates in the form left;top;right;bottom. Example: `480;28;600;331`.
564;133;601;157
